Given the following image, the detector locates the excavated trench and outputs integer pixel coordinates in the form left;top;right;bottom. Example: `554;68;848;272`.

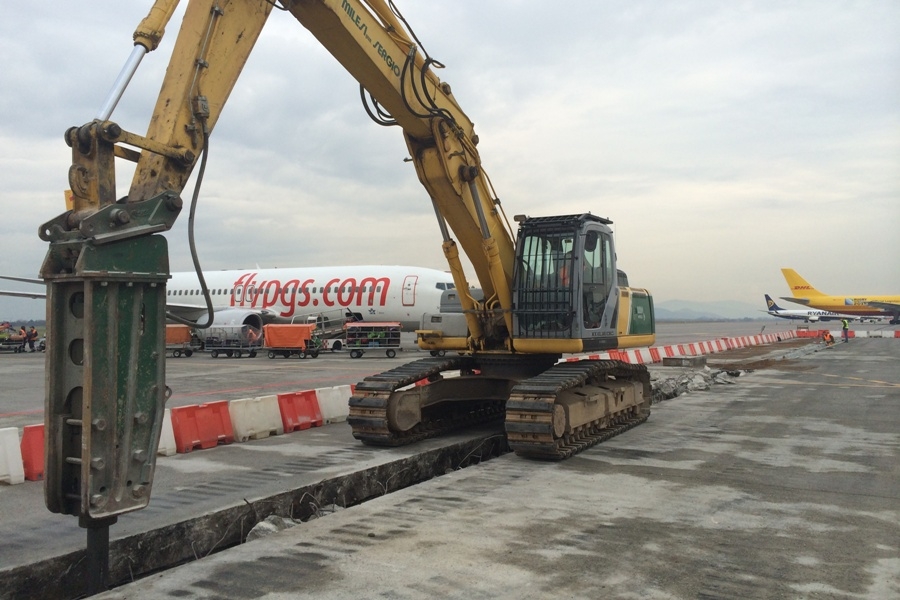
2;434;508;600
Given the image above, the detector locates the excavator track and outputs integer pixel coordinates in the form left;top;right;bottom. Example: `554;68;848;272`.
348;356;504;446
350;357;650;459
505;360;651;460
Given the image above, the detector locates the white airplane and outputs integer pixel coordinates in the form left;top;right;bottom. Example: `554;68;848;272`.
1;264;456;337
761;294;867;323
166;265;455;332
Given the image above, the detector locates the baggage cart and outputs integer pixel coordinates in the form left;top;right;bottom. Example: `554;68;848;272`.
0;335;26;353
165;324;199;358
263;323;323;359
199;325;261;358
345;322;401;358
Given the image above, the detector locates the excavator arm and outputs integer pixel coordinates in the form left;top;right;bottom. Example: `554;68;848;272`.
56;0;517;350
40;0;276;527
41;1;657;534
41;0;517;527
285;0;517;348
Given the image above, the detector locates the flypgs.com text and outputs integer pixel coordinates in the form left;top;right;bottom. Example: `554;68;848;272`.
229;272;391;318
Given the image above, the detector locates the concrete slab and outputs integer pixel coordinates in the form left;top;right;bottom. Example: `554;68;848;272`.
662;355;707;367
92;339;900;599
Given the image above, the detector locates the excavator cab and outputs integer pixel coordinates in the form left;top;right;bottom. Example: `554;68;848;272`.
512;214;623;351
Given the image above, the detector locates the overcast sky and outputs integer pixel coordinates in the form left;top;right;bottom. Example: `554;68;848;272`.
1;1;898;320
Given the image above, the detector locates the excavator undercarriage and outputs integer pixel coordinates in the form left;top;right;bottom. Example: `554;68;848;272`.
348;356;651;460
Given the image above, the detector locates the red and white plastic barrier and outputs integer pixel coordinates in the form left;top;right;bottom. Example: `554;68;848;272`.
229;395;284;443
277;391;324;432
158;408;177;457
566;331;798;365
171;401;235;453
4;327;899;483
0;427;24;485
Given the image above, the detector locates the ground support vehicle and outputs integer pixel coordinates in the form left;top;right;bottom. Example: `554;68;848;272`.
263;324;322;359
165;324;199;358
0;337;26;353
301;309;356;340
345;322;402;359
199;325;259;359
0;331;44;353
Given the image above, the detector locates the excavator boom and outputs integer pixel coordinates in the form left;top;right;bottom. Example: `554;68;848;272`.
40;0;658;532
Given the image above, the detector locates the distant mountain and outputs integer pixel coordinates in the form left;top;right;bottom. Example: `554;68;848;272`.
654;299;763;321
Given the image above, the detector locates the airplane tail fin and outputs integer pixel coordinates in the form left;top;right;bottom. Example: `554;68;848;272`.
781;268;826;297
764;294;784;311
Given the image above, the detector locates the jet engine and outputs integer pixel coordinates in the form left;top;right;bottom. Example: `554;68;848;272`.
191;309;265;346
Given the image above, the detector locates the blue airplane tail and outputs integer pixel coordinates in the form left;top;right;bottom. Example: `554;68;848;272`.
764;294;785;311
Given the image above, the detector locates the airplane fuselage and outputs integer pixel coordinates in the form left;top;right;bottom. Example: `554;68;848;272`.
780;268;900;321
782;293;899;316
766;309;856;322
167;265;456;331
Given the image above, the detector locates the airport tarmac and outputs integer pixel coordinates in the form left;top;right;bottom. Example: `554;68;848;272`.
0;319;805;432
1;321;897;598
89;336;898;600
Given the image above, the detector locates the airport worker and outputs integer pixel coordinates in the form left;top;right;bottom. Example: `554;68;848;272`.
841;319;850;343
27;326;37;352
558;253;573;287
822;331;834;347
18;326;27;353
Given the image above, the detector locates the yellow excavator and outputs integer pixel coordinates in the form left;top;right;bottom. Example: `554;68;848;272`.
41;0;656;526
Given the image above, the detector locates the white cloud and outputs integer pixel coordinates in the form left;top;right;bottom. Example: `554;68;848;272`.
0;0;897;321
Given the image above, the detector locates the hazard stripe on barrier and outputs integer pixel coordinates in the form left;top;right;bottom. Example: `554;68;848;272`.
15;326;900;482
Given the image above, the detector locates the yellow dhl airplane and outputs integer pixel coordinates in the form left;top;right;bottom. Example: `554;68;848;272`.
780;268;900;324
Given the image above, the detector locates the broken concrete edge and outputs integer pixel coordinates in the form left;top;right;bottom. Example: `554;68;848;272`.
0;433;508;600
650;338;824;404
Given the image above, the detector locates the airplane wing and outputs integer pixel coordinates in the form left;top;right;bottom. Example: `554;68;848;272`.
0;275;43;285
0;289;47;300
0;282;226;324
0;288;208;314
865;301;900;313
0;282;278;326
166;302;212;323
0;276;47;300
